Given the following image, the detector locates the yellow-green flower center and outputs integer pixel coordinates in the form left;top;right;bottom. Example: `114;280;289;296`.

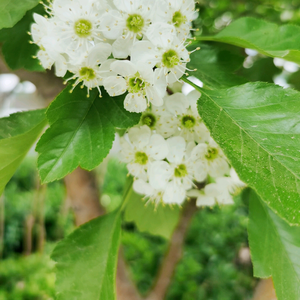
126;14;144;33
162;49;180;68
141;113;156;128
174;164;188;177
128;75;146;94
135;151;148;165
172;11;187;28
79;67;96;81
181;115;196;129
74;19;92;37
205;147;219;160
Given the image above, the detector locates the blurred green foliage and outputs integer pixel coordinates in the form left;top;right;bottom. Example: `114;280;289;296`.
122;197;255;299
0;252;55;300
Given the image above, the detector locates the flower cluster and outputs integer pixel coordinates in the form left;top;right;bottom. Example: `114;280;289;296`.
120;89;245;206
31;0;198;111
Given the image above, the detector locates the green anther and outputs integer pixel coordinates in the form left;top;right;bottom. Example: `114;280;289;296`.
79;67;96;81
181;115;196;129
128;75;146;94
135;151;148;165
174;164;188;178
141;113;157;128
172;11;187;28
74;19;92;37
126;14;144;33
162;49;180;68
205;147;219;160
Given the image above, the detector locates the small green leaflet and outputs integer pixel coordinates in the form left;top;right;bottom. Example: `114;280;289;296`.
51;210;121;300
248;190;300;300
0;0;40;29
124;187;180;239
189;81;300;225
0;109;47;195
198;17;300;64
187;43;246;89
36;86;141;183
0;4;44;71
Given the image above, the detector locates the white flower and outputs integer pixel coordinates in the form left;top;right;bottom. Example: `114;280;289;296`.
133;179;166;205
120;126;169;180
31;14;67;76
103;60;166;112
100;0;153;58
164;91;210;143
196;138;230;178
149;136;207;205
131;37;190;84
65;43;113;96
50;0;105;59
163;0;198;41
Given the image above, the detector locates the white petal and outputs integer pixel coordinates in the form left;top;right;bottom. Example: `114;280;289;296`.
131;41;158;67
103;76;127;96
196;195;216;207
128;125;151;149
146;134;169;160
112;36;134;59
127;163;147;179
146;86;163;107
163;181;186;205
100;10;124;40
166;136;186;164
146;22;176;47
124;93;147;113
111;60;137;77
133;179;154;196
88;43;112;65
192;160;207;182
165;93;189;115
149;161;172;190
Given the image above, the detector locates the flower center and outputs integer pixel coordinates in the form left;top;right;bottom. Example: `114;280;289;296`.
172;11;187;28
162;49;180;69
205;147;219;160
79;67;96;81
126;14;144;33
74;19;92;37
181;115;196;129
141;113;156;128
135;151;148;165
128;75;146;94
174;164;188;178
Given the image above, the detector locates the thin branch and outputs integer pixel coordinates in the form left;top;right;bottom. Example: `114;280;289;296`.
145;198;198;300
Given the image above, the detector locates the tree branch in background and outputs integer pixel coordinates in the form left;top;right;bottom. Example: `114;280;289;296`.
64;168;105;226
0;57;64;103
252;278;277;300
146;198;198;300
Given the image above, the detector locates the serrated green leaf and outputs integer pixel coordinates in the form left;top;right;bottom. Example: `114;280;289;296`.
198;17;300;64
0;109;47;195
124;187;180;239
248;189;300;300
190;81;300;225
187;43;247;89
0;0;40;29
51;210;121;300
36;86;140;183
0;4;44;71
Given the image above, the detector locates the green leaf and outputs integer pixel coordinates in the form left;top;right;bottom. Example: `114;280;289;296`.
36;86;140;183
0;4;44;71
248;189;300;300
124;187;180;239
187;43;247;89
191;81;300;225
0;0;40;29
51;210;121;300
198;17;300;64
0;109;47;195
